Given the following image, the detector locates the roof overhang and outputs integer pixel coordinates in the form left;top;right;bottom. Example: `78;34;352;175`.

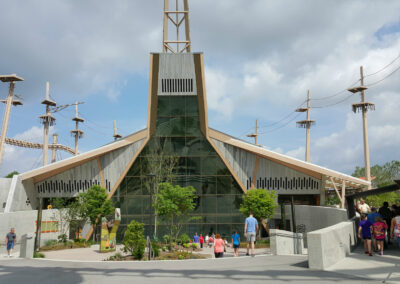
208;128;370;189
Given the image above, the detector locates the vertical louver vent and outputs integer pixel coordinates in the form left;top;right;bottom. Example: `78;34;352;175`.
161;78;193;93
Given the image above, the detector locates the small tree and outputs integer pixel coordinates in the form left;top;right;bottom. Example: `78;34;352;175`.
240;189;278;237
123;220;146;260
49;197;81;241
78;185;114;241
152;182;197;248
5;171;19;178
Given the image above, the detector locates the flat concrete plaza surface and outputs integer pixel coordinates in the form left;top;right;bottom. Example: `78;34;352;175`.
0;254;380;284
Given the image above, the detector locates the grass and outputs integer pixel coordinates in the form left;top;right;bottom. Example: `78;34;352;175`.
33;251;45;258
40;240;91;251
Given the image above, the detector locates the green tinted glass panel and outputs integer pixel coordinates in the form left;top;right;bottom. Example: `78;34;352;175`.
169;96;185;116
186;96;198;116
126;177;142;195
157;96;170;116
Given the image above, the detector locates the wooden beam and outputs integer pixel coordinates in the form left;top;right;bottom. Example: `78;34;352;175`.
341;180;346;209
96;157;105;188
251;156;259;189
330;177;343;207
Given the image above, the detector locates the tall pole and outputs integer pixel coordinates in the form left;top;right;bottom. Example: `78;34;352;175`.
39;82;56;166
296;90;315;162
113;120;122;141
51;133;58;163
305;91;311;162
0;82;15;168
71;102;84;155
247;119;259;145
348;66;374;190
360;67;371;188
0;74;24;169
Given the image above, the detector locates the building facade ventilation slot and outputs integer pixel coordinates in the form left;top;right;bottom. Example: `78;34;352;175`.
161;78;193;93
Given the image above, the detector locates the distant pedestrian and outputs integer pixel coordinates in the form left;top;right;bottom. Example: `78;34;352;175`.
208;235;214;248
358;214;373;256
391;209;400;248
193;232;199;244
205;234;209;245
373;217;387;255
358;198;371;214
379;202;392;245
244;212;258;257
213;234;225;258
199;234;204;248
232;231;240;257
5;228;16;257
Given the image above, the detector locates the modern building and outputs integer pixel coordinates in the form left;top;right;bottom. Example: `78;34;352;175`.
1;2;369;240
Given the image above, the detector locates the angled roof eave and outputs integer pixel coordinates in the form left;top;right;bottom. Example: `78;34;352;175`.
208;128;370;189
21;129;148;182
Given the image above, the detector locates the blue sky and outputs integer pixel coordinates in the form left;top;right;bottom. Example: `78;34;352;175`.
1;0;400;177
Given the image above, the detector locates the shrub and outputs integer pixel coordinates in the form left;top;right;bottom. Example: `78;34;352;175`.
152;242;160;257
122;220;146;260
178;233;190;245
190;243;197;250
183;243;189;249
163;234;170;244
33;251;45;258
57;234;68;244
44;239;58;247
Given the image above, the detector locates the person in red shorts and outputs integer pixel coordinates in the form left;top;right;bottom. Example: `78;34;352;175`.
372;216;388;255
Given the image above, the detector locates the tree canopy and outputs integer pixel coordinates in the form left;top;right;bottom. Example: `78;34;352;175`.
239;189;277;222
5;171;19;178
78;185;114;231
152;182;197;244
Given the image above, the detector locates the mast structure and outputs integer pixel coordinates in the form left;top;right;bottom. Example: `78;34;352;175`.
0;74;24;169
51;133;58;163
247;119;259;146
163;0;191;53
113;120;122;141
296;90;315;162
348;66;374;189
70;102;84;155
39;82;56;166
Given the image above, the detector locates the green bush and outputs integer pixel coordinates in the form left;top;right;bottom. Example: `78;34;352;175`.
178;233;190;245
190;243;197;250
183;243;189;249
122;220;146;260
33;251;45;258
44;239;58;247
152;242;160;257
163;234;170;244
57;234;68;244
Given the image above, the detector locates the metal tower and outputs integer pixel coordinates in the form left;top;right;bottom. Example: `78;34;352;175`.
0;74;24;169
39;82;56;166
163;0;191;53
70;102;84;155
296;90;315;162
348;66;374;189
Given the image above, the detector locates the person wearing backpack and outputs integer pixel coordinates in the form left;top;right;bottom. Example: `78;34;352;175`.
391;208;400;248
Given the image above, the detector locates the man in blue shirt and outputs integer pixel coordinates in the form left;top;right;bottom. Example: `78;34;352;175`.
193;232;199;244
244;212;258;256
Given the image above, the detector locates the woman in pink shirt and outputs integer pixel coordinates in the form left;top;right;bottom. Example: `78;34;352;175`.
214;233;225;258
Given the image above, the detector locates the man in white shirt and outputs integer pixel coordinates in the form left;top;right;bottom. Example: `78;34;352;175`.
358;198;371;214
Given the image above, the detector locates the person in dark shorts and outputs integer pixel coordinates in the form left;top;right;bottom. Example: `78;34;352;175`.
5;228;16;257
358;214;373;256
373;217;388;255
231;231;240;257
213;233;225;258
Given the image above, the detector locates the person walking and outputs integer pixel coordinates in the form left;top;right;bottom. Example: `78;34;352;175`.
193;232;199;245
358;214;373;256
244;212;258;257
368;207;382;251
391;208;400;248
199;234;204;249
231;230;240;257
213;234;225;258
379;202;393;245
372;217;388;255
5;228;16;257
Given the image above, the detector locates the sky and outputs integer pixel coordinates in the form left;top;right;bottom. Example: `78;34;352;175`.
1;0;400;177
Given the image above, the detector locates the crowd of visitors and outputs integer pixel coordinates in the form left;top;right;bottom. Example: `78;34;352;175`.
357;199;400;256
191;212;259;258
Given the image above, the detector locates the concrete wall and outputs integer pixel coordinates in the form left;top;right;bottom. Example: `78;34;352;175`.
307;221;357;270
272;205;348;246
0;178;11;212
269;229;304;255
0;210;37;249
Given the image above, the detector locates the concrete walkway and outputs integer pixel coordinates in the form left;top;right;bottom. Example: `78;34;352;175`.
0;254;376;284
328;243;400;283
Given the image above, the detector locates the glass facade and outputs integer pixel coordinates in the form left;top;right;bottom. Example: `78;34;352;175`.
112;95;245;241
